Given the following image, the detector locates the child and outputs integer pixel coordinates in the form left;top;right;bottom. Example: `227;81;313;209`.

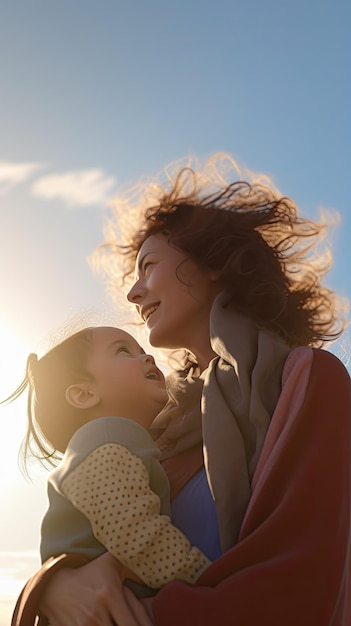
4;326;210;590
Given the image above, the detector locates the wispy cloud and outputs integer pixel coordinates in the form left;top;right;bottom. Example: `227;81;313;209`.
0;161;45;194
31;168;117;208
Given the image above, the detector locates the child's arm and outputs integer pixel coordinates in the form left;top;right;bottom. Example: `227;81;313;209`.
61;442;211;588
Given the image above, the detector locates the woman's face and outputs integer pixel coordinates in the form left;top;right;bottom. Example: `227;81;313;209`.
127;234;222;363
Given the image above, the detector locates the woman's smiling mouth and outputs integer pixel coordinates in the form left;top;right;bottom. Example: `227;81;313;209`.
142;303;159;322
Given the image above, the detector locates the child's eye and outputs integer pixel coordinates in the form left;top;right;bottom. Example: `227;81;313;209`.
116;346;130;355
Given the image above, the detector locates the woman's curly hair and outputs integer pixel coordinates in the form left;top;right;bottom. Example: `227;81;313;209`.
96;153;347;349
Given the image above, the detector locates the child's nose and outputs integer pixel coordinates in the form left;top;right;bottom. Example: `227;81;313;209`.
142;354;155;364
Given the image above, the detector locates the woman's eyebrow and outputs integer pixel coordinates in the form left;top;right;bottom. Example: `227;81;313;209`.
137;251;153;273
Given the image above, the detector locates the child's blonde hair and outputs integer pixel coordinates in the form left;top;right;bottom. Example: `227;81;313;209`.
2;328;95;470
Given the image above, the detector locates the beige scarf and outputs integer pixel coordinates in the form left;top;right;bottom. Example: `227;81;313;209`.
150;292;290;552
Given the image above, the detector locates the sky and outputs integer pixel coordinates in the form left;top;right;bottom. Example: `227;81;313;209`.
0;1;350;623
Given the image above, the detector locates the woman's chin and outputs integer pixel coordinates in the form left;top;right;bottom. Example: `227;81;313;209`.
147;326;181;351
147;328;166;348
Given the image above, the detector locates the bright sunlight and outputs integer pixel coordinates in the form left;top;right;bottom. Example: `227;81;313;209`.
0;320;29;490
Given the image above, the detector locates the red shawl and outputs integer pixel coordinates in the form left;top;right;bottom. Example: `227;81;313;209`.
152;347;351;626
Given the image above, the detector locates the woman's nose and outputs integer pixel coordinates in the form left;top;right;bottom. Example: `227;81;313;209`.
127;280;144;303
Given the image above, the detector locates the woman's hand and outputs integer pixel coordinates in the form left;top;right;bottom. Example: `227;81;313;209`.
40;552;154;626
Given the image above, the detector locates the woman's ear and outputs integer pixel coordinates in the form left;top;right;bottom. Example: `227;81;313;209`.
208;269;221;281
65;382;100;410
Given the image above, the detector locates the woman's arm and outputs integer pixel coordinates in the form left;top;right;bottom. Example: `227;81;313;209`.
39;552;153;626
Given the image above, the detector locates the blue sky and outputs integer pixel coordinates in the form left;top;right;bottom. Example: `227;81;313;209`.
0;1;350;622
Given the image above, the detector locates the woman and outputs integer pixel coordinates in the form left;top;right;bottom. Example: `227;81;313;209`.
13;155;351;626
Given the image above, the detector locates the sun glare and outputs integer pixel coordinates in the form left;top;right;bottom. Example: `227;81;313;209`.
0;321;29;489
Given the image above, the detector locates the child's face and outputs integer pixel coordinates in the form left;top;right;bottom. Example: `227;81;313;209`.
87;327;168;428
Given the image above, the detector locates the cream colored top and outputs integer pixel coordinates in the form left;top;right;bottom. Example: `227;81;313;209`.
42;417;210;588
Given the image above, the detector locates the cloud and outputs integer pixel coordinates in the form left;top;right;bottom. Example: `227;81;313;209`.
31;168;117;208
0;161;45;193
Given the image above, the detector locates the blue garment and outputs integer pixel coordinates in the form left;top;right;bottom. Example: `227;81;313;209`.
171;468;222;561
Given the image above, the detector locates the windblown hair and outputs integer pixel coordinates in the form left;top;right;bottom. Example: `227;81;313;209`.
1;328;94;471
97;153;347;350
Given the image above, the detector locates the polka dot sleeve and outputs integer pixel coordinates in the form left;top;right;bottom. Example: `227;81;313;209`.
61;443;211;588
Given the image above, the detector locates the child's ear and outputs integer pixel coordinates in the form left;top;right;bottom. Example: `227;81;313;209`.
65;382;100;410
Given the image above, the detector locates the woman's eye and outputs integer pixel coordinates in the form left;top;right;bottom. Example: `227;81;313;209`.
143;261;154;274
